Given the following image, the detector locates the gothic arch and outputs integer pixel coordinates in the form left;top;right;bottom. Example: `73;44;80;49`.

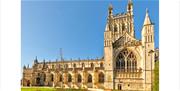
115;48;138;72
59;74;62;82
68;73;72;82
87;74;92;83
77;74;82;83
98;72;104;83
114;47;141;63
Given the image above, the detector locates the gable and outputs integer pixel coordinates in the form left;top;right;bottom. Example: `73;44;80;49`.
113;32;141;49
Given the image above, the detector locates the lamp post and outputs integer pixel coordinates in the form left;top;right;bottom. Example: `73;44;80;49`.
148;50;154;91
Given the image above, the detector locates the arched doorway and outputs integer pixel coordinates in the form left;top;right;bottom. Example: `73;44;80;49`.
77;74;82;83
87;74;92;83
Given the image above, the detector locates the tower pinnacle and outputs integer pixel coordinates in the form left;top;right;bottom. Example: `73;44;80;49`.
108;3;113;17
146;8;149;13
143;8;152;25
127;0;133;13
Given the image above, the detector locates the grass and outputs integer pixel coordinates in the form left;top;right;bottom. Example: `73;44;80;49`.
21;87;87;91
21;87;56;91
153;61;159;91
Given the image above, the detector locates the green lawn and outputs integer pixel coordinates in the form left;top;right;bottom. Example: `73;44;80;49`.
21;87;56;91
21;87;87;91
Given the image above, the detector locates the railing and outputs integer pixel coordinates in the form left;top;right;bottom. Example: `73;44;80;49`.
114;69;143;78
114;68;143;73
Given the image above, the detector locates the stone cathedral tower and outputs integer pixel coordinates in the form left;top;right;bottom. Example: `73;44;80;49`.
142;9;155;90
22;0;156;91
104;0;155;90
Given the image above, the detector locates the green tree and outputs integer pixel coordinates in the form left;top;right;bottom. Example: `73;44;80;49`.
153;61;159;91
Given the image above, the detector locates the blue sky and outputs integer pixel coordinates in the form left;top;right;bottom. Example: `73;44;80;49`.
22;0;159;68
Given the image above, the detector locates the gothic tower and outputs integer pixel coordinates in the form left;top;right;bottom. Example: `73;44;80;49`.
142;9;155;91
104;4;114;89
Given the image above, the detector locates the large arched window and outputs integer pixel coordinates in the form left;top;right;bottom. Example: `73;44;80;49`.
77;74;82;83
68;74;72;82
98;72;104;83
87;74;92;83
116;49;137;72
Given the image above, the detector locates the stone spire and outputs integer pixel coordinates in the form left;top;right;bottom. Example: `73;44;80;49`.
34;56;38;64
23;65;26;69
106;3;113;31
128;0;132;3
143;8;152;25
108;3;113;17
27;64;29;68
127;0;133;12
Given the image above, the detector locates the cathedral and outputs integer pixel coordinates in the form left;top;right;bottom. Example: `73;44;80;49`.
22;0;156;91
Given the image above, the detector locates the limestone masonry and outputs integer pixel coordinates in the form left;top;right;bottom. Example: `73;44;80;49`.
22;0;157;90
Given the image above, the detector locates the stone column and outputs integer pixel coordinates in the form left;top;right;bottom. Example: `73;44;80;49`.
63;71;67;87
54;72;59;87
82;69;86;88
125;57;127;72
72;69;76;88
93;68;97;88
